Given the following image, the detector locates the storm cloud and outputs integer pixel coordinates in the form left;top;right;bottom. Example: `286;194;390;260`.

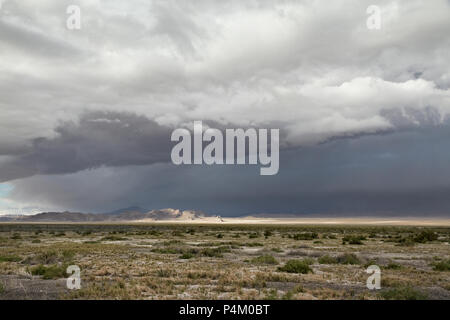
0;111;173;182
6;125;450;216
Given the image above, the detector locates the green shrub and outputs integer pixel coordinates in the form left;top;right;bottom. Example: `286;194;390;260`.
251;255;279;265
101;235;127;241
62;250;75;262
264;230;273;239
396;238;416;246
31;239;41;243
348;238;363;245
242;242;264;247
171;231;184;237
248;232;260;239
364;259;378;268
291;232;318;240
11;233;22;240
0;256;22;262
278;259;313;274
413;230;438;243
83;240;100;244
432;259;450;271
336;253;360;265
156;269;172;277
342;235;365;245
264;289;279;300
282;285;304;300
396;230;438;246
0;255;22;263
151;248;181;254
160;240;183;246
30;264;67;280
318;255;338;264
380;286;428;300
179;253;194;259
200;246;230;258
35;251;59;264
384;263;402;270
30;264;47;276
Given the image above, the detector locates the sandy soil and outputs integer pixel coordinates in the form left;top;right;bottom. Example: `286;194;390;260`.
136;216;450;226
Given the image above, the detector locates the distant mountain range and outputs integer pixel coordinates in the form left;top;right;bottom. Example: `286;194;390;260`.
0;208;208;222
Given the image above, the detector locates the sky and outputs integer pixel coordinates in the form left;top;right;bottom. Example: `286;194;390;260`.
0;0;449;216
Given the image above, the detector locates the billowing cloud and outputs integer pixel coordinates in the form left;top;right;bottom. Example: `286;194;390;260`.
1;0;449;146
0;111;173;182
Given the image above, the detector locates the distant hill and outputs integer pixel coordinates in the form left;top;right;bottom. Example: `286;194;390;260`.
143;208;206;221
18;211;105;222
9;208;207;222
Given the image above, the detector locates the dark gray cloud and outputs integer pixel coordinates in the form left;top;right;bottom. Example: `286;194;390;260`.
7;125;450;216
380;106;443;129
0;111;285;182
0;19;80;59
0;111;173;182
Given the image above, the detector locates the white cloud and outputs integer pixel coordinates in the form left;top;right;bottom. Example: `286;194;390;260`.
0;0;449;149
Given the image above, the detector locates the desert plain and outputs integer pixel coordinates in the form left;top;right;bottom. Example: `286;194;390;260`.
0;218;449;300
